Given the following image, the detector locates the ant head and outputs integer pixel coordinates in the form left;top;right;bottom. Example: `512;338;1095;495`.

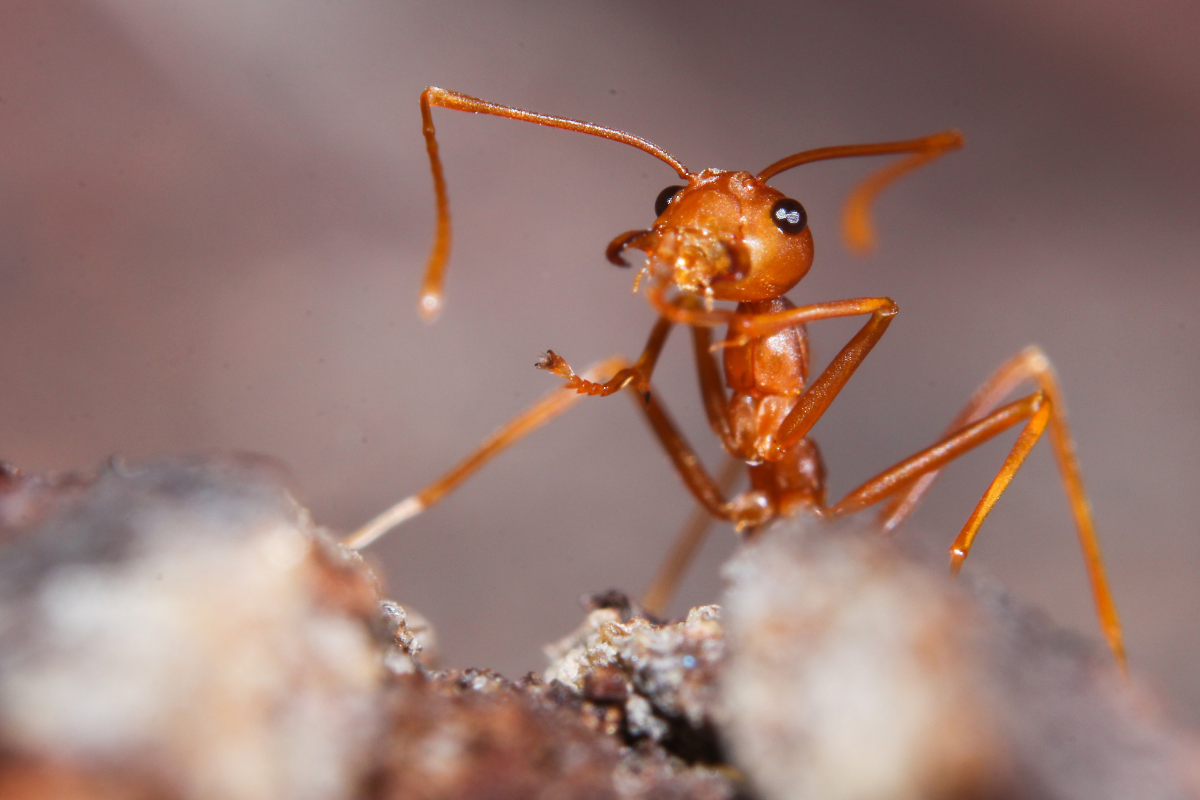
418;88;961;319
608;169;814;304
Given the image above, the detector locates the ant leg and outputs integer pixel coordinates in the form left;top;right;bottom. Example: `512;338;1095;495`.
641;455;742;618
541;326;769;530
823;393;1045;519
879;346;1072;532
634;387;770;527
648;291;900;454
773;300;899;452
345;355;628;549
691;325;738;451
647;285;896;343
537;316;672;399
823;390;1126;672
540;317;766;524
874;346;1125;671
540;317;769;531
351;317;676;549
638;320;762;617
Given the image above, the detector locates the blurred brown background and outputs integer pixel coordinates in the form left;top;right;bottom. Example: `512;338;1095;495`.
2;0;1198;721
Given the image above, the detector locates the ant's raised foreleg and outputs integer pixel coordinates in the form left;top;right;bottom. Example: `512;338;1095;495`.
773;299;898;452
544;332;770;530
537;316;672;400
646;291;900;455
647;287;897;345
344;355;627;549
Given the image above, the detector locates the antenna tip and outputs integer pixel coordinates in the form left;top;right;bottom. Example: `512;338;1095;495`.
842;213;877;256
418;292;443;322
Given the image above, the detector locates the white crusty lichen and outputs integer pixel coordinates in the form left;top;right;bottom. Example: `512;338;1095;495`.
721;514;1000;800
720;513;1200;800
545;603;724;739
0;458;388;800
3;458;1196;800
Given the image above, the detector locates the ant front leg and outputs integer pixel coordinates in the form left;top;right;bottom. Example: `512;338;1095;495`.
536;315;673;401
647;291;898;443
539;315;770;530
647;289;902;454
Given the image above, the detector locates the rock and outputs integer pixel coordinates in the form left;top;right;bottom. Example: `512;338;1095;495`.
0;456;388;800
374;669;735;800
545;594;724;762
2;455;1196;800
721;513;1200;800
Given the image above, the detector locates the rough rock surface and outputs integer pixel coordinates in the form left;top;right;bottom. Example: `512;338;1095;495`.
721;515;1200;800
1;456;1197;800
374;668;736;800
0;456;388;800
0;457;738;800
545;593;725;762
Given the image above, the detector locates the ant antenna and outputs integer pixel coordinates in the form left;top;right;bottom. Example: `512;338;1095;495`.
418;87;692;320
757;130;963;254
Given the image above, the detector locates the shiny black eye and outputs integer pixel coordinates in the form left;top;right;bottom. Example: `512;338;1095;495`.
654;185;686;217
770;198;808;234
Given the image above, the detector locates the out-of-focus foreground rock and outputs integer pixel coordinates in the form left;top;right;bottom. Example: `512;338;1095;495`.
722;518;1200;800
0;456;1196;800
0;457;736;800
0;457;387;800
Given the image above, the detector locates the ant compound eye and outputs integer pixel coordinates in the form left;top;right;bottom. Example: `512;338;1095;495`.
770;198;808;234
654;185;686;217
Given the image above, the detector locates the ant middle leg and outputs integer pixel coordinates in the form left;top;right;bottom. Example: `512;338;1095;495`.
877;347;1096;536
822;391;1049;546
641;454;742;618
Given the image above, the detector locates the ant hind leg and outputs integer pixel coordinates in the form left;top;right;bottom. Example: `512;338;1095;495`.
824;347;1126;673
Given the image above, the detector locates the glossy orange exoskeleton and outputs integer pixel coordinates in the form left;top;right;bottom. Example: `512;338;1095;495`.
346;88;1125;673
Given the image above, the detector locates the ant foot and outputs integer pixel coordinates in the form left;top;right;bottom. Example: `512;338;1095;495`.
709;335;751;352
535;350;577;381
727;491;774;533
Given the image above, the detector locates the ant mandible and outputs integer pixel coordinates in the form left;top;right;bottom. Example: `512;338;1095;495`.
345;87;1125;674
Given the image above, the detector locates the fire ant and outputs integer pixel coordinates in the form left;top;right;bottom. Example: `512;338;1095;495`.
345;87;1125;673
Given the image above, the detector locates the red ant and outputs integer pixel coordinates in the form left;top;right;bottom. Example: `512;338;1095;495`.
345;87;1125;674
